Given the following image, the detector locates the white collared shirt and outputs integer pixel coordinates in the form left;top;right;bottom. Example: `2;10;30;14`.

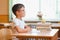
13;18;25;29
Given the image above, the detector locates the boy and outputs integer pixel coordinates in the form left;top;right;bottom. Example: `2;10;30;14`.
12;4;31;33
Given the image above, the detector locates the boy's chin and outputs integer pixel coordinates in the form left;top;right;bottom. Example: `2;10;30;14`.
22;15;25;17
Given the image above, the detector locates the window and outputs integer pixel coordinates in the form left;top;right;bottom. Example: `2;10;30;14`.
41;0;57;21
9;0;60;21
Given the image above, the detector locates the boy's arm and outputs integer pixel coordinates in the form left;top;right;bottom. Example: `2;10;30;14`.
14;26;31;33
25;25;31;28
13;19;32;33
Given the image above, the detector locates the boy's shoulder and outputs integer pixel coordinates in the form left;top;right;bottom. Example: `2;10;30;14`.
13;18;24;22
13;18;19;22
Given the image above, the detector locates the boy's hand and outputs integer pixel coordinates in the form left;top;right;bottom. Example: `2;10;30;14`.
27;27;32;32
25;26;32;32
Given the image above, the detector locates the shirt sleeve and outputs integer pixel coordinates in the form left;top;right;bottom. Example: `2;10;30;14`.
13;19;20;27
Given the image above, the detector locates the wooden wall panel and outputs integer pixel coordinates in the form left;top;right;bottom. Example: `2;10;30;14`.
0;15;9;23
0;0;8;15
0;0;9;22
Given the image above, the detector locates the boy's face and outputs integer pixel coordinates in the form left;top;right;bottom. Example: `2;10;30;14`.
16;7;25;17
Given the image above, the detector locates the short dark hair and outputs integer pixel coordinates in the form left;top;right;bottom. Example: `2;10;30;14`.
12;4;25;16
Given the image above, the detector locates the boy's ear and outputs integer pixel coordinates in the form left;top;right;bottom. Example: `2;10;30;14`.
16;11;18;14
16;11;18;13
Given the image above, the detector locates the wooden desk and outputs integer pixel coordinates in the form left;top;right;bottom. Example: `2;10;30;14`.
0;23;11;29
51;23;60;37
27;23;60;38
12;29;59;40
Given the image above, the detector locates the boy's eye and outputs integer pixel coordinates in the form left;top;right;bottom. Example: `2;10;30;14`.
22;10;24;11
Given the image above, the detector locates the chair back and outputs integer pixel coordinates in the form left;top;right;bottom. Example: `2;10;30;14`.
0;28;12;40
